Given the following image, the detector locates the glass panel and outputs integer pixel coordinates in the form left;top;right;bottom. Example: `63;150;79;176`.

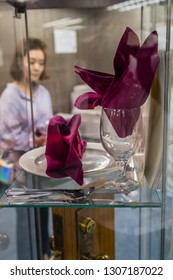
0;0;172;260
0;1;167;208
165;0;173;260
142;0;172;260
0;2;35;190
0;207;38;260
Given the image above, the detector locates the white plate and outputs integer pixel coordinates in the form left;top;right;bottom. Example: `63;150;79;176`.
19;142;115;178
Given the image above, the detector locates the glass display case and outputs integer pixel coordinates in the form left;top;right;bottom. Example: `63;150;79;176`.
0;0;173;260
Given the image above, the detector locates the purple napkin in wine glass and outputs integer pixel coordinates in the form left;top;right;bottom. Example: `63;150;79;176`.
45;114;87;185
74;27;160;137
105;107;140;138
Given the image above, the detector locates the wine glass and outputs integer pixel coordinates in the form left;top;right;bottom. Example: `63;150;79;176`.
100;106;143;194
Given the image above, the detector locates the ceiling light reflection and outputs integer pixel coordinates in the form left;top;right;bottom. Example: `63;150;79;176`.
107;0;166;11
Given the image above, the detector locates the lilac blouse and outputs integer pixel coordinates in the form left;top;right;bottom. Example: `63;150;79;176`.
0;83;53;151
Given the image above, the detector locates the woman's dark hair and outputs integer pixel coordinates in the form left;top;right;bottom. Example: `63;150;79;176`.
10;38;49;81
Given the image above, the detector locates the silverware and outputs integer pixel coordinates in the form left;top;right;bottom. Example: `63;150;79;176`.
7;198;145;206
5;184;136;199
5;177;139;207
5;177;110;198
6;186;95;200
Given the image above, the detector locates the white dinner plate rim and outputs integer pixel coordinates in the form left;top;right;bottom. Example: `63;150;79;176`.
19;142;115;178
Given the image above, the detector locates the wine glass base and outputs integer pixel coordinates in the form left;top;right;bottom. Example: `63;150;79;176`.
104;179;139;194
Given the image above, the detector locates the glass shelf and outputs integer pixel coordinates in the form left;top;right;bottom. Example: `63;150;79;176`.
0;168;162;208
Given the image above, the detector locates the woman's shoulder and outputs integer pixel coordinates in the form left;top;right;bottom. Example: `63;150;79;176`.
1;83;19;99
2;82;18;92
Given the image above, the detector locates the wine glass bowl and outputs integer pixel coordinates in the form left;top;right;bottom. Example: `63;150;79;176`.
100;107;143;193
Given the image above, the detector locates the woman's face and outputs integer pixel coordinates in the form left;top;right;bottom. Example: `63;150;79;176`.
23;49;45;82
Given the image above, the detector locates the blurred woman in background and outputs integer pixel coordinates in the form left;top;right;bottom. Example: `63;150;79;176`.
0;38;53;151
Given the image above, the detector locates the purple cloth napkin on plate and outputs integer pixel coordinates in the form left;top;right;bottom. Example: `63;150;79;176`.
45;114;87;185
74;26;160;137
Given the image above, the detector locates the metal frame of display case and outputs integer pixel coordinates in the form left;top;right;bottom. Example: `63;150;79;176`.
160;0;172;260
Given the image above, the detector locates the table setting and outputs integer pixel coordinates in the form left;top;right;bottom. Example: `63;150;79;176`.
4;26;160;206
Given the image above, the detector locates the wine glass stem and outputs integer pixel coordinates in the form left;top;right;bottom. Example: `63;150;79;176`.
115;160;127;181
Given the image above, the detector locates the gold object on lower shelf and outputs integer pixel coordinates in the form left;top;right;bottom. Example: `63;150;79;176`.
82;253;111;260
79;217;96;234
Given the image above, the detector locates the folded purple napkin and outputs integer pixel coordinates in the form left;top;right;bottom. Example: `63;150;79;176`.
74;26;160;137
45;114;87;185
74;27;160;110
